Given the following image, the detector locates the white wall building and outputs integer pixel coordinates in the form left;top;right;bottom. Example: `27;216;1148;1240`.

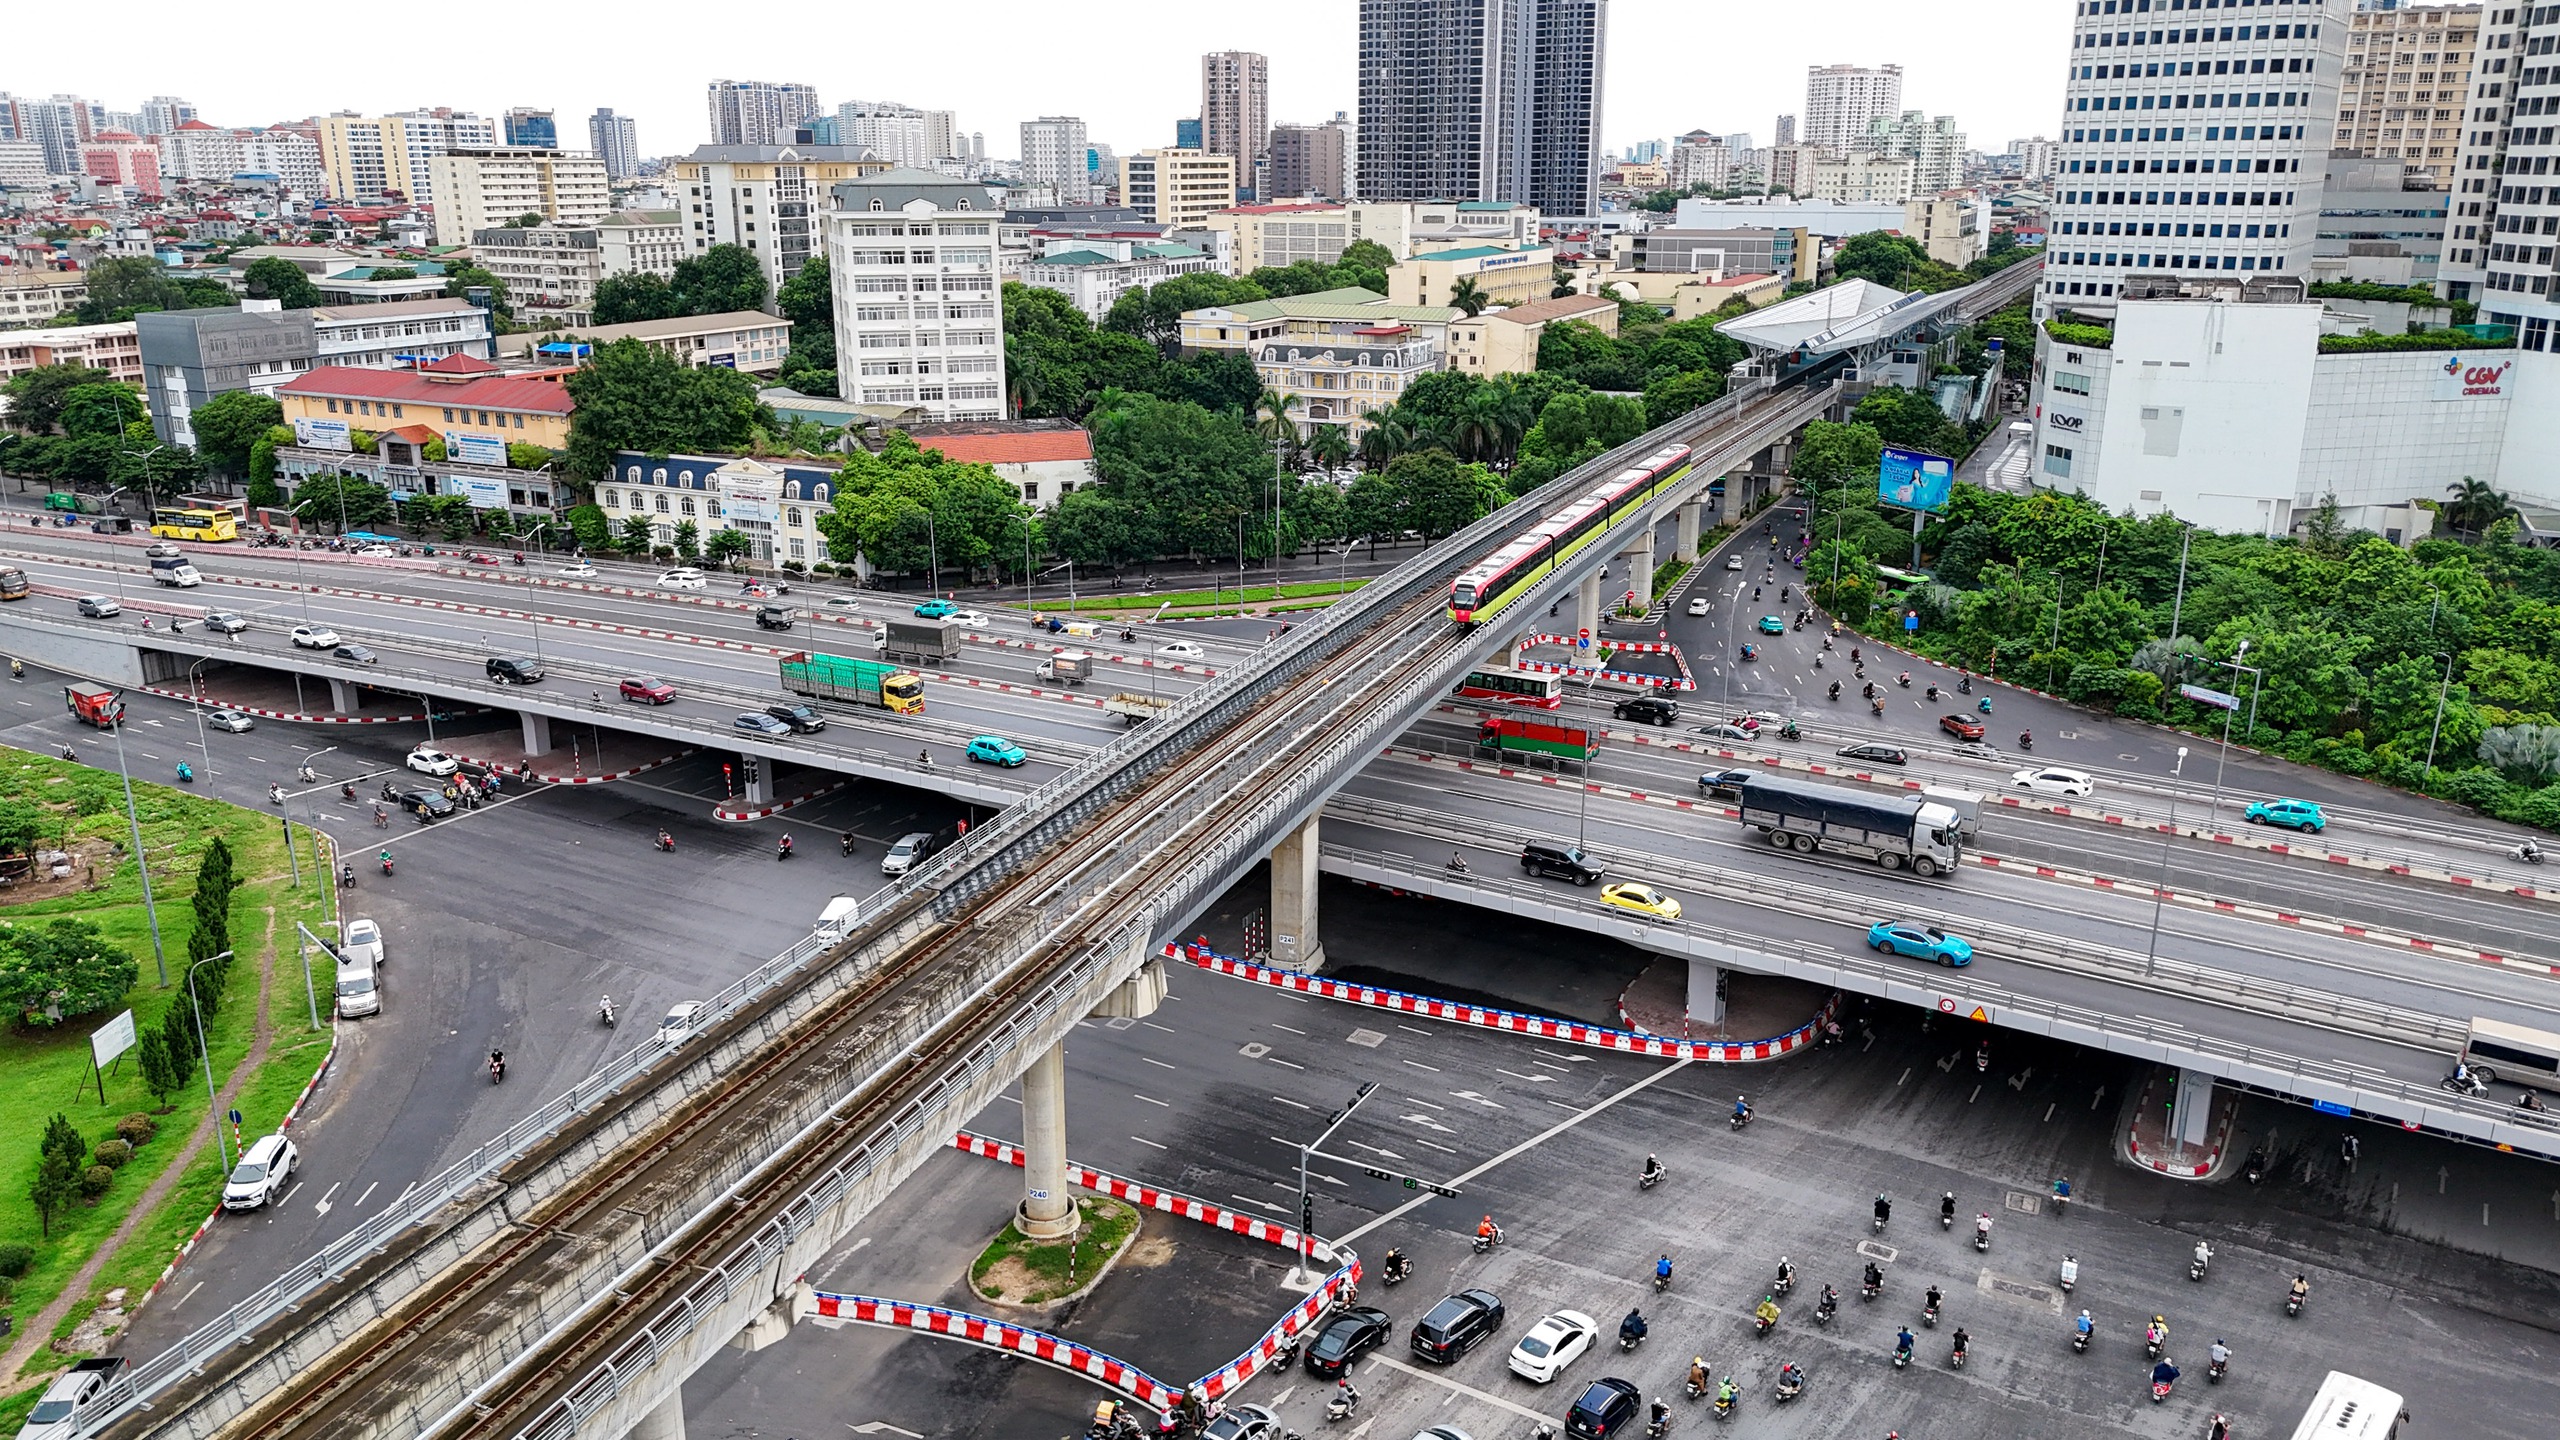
1021;116;1092;203
470;212;682;327
2008;136;2061;183
1865;111;1968;192
2042;0;2349;315
156;121;243;182
1807;152;1916;204
1020;240;1214;321
1675;195;1904;238
429;148;612;246
824;169;1004;422
240;129;325;199
1802;63;1905;150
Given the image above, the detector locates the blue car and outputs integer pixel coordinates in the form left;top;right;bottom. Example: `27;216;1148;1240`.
965;734;1027;767
2245;798;2326;834
1867;920;1973;967
1757;614;1785;635
733;711;792;737
913;599;958;619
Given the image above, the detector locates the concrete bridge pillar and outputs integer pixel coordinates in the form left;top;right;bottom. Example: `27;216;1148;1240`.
1685;958;1726;1028
1619;527;1656;612
626;1394;686;1440
1674;500;1706;563
326;677;361;714
1017;1040;1079;1240
520;710;553;758
741;754;772;807
1092;951;1168;1020
1270;812;1325;973
2172;1068;2216;1148
1574;570;1602;642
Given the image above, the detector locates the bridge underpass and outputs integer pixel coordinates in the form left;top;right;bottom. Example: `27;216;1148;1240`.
76;357;1845;1440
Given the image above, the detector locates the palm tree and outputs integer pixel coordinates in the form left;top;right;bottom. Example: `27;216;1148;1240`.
2443;475;2510;539
1452;388;1505;464
1004;339;1042;419
1487;381;1536;467
1448;277;1489;317
1307;423;1352;475
1359;415;1412;469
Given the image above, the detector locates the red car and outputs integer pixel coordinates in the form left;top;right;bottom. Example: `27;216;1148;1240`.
619;675;677;704
1939;713;1986;741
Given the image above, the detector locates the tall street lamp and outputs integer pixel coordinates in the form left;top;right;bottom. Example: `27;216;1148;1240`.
2144;747;2189;977
105;706;169;984
2203;640;2259;836
186;950;237;1173
2422;650;2458;789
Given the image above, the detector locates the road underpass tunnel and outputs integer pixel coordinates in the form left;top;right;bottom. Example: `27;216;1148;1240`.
1270;811;1324;973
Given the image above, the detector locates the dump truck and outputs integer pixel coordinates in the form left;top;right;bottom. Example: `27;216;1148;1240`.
64;683;123;728
1735;772;1963;878
1036;650;1093;686
1475;715;1598;763
1103;692;1172;724
777;651;924;715
882;617;958;663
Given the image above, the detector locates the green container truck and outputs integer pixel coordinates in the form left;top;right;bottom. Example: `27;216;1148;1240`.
1476;715;1597;762
777;651;926;715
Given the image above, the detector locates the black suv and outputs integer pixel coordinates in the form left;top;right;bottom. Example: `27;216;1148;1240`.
381;782;453;821
1698;769;1754;801
1520;839;1603;886
1410;1288;1504;1363
1612;695;1680;726
765;702;827;734
1566;1377;1643;1438
486;654;544;685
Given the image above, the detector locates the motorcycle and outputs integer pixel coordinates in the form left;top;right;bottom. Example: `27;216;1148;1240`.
2442;1065;2494;1098
1974;1217;1992;1253
2190;1245;2212;1282
1711;1390;1733;1423
2072;1323;2091;1354
1940;1197;1956;1230
1870;698;1884;717
2242;1145;2267;1186
1921;1298;1939;1329
1753;1310;1775;1338
1618;1328;1645;1354
1897;672;1911;688
380;853;395;877
1774;1370;1803;1404
777;838;796;861
2208;1355;2228;1385
2152;1378;2176;1404
175;761;194;783
1951;1342;1968;1371
342;783;357;800
1730;1107;1751;1131
2145;1325;2166;1361
2285;1288;2305;1318
1958;675;1973;695
1860;1277;1880;1304
1685;1373;1707;1402
600;996;618;1027
510;552;526;566
1976;1043;1991;1074
1978;696;1994;715
1827;682;1841;702
1472;1226;1504;1254
489;1054;506;1085
1926;684;1940;700
2019;731;2034;752
1640;1166;1665;1191
841;833;858;856
1892;1340;1913;1370
296;765;318;783
1652;1413;1675;1438
2511;841;2545;865
1813;1295;1837;1328
1778;721;1800;742
1324;1389;1358;1423
1655;1269;1672;1294
2059;1256;2078;1293
1381;1254;1412;1286
339;864;355;889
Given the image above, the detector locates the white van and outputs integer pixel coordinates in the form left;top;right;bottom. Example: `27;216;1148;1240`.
814;895;861;943
335;959;380;1018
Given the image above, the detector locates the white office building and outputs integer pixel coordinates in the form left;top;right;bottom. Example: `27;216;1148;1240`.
824;168;1005;423
2041;0;2350;315
1021;116;1092;202
2009;135;2062;182
1802;64;1905;150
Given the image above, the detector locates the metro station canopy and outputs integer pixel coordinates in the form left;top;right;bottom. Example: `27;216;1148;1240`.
1714;277;1970;362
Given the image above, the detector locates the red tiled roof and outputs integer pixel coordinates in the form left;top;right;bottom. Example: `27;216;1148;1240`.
277;365;575;415
417;352;499;375
905;427;1094;465
381;424;438;445
174;120;220;133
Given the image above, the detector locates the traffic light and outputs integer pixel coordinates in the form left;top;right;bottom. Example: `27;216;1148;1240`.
1300;1194;1316;1233
742;757;760;786
721;762;734;797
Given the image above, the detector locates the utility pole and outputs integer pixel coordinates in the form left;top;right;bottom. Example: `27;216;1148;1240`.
1290;1081;1391;1286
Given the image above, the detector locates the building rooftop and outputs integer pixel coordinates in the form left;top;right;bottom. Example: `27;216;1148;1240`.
1409;244;1545;262
903;419;1094;464
1715;277;1950;357
508;310;788;346
277;365;575;414
1480;294;1618;326
1191;286;1464;326
1215;202;1347;216
309;296;484;323
683;144;883;164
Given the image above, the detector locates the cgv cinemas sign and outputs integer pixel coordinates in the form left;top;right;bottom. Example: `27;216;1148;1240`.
2435;355;2511;402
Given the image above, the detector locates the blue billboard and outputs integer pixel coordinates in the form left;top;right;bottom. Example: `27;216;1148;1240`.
1877;446;1955;514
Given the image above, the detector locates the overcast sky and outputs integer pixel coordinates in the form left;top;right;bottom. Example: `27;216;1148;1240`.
11;0;2068;165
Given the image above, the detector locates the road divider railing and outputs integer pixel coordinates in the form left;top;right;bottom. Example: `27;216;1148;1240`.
1312;819;2560;1160
1172;940;1834;1062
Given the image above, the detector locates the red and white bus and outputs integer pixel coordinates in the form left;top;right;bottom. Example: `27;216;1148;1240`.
1451;664;1565;709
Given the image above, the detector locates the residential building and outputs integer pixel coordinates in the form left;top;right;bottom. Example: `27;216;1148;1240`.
0;270;92;328
1864;110;1968;191
1803;64;1905;150
589;109;641;179
2337;1;2478;188
157;120;244;182
823;168;1004;422
1807;152;1915;204
1270;123;1350;199
1178;285;1463;355
137;301;317;447
1355;0;1610;215
839;101;956;167
504;108;558;149
2042;3;2348;314
1904;192;1988;266
310;297;494;369
1202;51;1272;196
904;419;1098;507
1674;194;1905;238
706;80;822;147
1667;130;1732;191
81;129;162;199
1021;116;1092;202
998;204;1154;275
1765;142;1824;195
0;141;45;188
1257;332;1440;439
317;110;499;203
1383;242;1556;308
2008;136;2062;183
1177;118;1205;150
1204;202;1356;270
1021;240;1214;320
429;147;612;245
1622;225;1817;284
470;212;682;326
0;322;143;384
675;142;890;293
273;355;574;513
138;97;195;137
1665;273;1788;318
1445;291;1617;374
2314;156;2449;283
496;310;791;374
6;95;89;173
240;129;325;199
1120;148;1238;229
1775;114;1797;146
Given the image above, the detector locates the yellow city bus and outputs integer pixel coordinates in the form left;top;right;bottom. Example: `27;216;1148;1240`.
149;508;239;543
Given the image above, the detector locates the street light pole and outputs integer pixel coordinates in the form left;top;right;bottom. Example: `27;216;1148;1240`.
187;949;236;1174
106;710;168;984
1577;669;1602;850
2203;640;2257;837
2144;747;2189;977
2422;650;2457;788
188;657;216;771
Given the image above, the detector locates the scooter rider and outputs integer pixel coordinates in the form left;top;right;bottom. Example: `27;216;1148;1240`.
1642;1153;1664;1184
1478;1214;1504;1247
1383;1246;1410;1282
2193;1239;2214;1275
1976;1212;1994;1245
1688;1356;1708;1395
1753;1294;1781;1331
1873;1193;1891;1228
1657;1254;1675;1287
2290;1274;2310;1306
1940;1191;1957;1226
1734;1094;1752;1125
1894;1326;1915;1360
2075;1309;2095;1343
1923;1284;1943;1318
1620;1308;1649;1343
1863;1260;1885;1294
2210;1337;2231;1372
1773;1257;1794;1292
1816;1283;1839;1316
1951;1326;1971;1362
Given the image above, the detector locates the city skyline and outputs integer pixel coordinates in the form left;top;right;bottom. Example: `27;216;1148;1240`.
4;0;2063;181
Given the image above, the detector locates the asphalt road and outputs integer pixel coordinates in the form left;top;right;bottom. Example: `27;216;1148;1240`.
678;943;2560;1440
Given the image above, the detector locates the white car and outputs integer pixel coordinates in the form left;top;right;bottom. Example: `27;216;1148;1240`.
1156;640;1206;660
557;561;598;578
2011;765;2096;798
820;595;864;613
658;1000;706;1044
1507;1308;1597;1383
353;544;397;558
1685;597;1710;616
341;917;385;967
221;1133;298;1211
1724;554;1745;571
656;568;708;591
206;709;255;733
405;747;460;777
950;609;992;629
289;624;340;649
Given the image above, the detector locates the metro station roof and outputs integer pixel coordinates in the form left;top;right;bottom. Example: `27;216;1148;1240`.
1715;277;1968;358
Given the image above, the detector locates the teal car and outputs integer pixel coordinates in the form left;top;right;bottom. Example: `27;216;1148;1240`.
2244;797;2327;834
1867;920;1973;967
965;734;1027;767
913;599;958;619
1757;614;1785;635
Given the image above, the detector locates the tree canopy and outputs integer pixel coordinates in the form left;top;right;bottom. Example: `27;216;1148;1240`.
561;339;772;481
773;253;837;396
242;257;322;309
813;431;1031;581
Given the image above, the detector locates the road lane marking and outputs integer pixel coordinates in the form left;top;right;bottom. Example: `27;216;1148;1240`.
1271;1023;1308;1035
171;1280;205;1309
1365;1354;1555;1424
1402;1059;1442;1072
314;1181;341;1216
1274;1095;1314;1110
1134;1093;1170;1107
353;1181;377;1208
1494;1068;1554;1084
1131;1136;1168;1150
1142;1021;1177;1034
1397;1024;1433;1036
1267;1057;1306;1069
1142;1057;1177;1070
1405;1097;1446;1110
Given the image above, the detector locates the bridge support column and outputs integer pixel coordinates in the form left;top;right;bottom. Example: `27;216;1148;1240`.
1270;812;1325;973
1017;1041;1080;1240
1574;570;1601;642
1685;958;1726;1028
1619;527;1655;613
2172;1068;2216;1148
1674;500;1705;563
626;1395;686;1440
1092;950;1167;1020
741;755;771;808
520;710;553;757
326;677;361;714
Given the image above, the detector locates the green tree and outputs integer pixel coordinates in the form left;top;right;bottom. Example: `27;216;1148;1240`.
30;1132;80;1237
703;528;752;567
774;253;837;396
591;272;684;326
137;1027;180;1110
617;513;658;556
566;502;611;553
1642;368;1722;429
671;519;701;560
54;382;144;442
442;265;512;322
1047;487;1145;568
1085;389;1270;557
1383;448;1497;545
1102;272;1268;352
1788;419;1884;485
73;256;186;322
1448;277;1489;317
0;918;138;1025
1851;386;1964;457
366;266;418;282
1305;422;1353;475
0;798;44;857
561;339;771;482
187;391;284;476
511;213;546;228
671;244;771;315
3;364;122;436
242;257;322;309
288;473;395;532
814;432;1034;580
1830;232;1930;288
2443;476;2512;539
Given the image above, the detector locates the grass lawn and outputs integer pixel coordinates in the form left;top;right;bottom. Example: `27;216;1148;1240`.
1032;578;1372;614
967;1196;1141;1306
0;751;337;1401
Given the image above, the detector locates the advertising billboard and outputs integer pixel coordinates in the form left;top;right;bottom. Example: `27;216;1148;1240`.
445;430;509;467
1877;445;1955;514
447;474;510;510
291;417;352;452
2435;354;2511;402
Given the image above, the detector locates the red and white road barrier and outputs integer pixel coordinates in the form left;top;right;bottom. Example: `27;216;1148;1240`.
1513;632;1698;692
131;685;447;725
146;1034;340;1303
439;747;695;788
1172;941;1830;1062
715;777;848;821
2123;1070;2237;1179
807;1294;1184;1409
